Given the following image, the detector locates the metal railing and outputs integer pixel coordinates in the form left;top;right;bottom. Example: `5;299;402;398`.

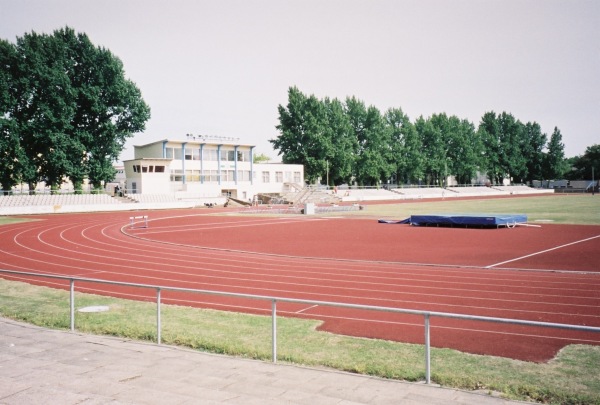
1;268;599;384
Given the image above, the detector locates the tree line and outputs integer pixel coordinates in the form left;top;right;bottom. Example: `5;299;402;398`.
0;27;150;194
271;87;570;186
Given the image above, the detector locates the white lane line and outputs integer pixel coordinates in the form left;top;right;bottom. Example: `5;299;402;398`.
486;234;600;269
296;304;319;314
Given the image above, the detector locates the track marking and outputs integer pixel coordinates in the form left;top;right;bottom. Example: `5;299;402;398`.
296;304;319;314
486;234;600;269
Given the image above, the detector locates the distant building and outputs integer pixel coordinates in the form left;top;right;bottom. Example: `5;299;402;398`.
123;139;304;202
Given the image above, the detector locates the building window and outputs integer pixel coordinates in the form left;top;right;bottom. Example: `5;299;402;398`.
185;148;201;160
205;170;220;182
170;169;183;182
186;170;201;182
203;149;218;161
294;171;301;183
165;148;174;159
220;149;235;161
155;166;165;173
222;170;234;182
262;171;270;183
174;148;183;160
237;170;251;181
237;150;250;162
275;171;283;183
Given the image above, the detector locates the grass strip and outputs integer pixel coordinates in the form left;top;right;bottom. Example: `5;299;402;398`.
341;194;600;225
1;278;598;405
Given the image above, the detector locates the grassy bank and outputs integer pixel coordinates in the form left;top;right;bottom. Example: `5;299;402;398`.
1;278;599;404
351;194;600;225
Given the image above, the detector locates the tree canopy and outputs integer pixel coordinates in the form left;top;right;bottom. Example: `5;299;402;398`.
272;87;573;187
0;27;150;193
565;144;600;180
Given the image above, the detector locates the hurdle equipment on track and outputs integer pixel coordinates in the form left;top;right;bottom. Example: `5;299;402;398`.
129;215;149;228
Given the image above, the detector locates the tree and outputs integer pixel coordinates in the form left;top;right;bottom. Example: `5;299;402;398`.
543;127;568;180
522;122;547;184
566;144;600;180
415;115;445;186
1;27;150;193
0;39;24;193
497;112;527;184
447;116;481;185
322;97;355;185
479;111;527;184
384;107;423;185
271;87;330;183
11;30;77;192
345;97;390;186
253;153;271;163
55;27;150;189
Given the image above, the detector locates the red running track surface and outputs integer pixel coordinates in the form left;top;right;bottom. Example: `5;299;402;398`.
1;209;599;362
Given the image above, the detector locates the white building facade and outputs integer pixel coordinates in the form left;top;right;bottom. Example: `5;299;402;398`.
123;139;304;202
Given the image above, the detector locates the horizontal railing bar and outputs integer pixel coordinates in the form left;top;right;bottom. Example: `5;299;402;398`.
1;268;599;334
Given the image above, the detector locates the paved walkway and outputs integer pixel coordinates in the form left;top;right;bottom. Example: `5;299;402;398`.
0;318;527;405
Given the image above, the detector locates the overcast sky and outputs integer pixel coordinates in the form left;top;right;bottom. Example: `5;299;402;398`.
1;0;598;162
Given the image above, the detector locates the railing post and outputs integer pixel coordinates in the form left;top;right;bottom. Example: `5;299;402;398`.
157;287;161;345
424;313;431;384
70;279;75;331
272;299;277;363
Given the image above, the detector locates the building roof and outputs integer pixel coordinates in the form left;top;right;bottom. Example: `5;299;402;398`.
134;138;256;148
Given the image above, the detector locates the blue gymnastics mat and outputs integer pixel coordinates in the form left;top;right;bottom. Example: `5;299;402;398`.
378;214;528;228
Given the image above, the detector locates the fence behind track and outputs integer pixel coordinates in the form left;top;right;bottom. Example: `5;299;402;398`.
1;269;599;384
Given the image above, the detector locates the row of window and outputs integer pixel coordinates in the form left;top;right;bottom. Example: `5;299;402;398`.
164;147;250;162
132;165;166;173
168;170;301;183
170;170;251;182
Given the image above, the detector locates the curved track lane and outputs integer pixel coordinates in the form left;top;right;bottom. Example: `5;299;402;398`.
1;209;599;362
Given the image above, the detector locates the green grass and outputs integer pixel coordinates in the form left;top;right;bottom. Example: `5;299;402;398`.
1;194;600;404
0;216;37;225
345;194;600;225
0;278;599;405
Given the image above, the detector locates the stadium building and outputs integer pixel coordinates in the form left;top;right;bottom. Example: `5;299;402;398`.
122;138;304;204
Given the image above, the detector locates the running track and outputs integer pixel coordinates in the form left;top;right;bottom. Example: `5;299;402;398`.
1;208;599;362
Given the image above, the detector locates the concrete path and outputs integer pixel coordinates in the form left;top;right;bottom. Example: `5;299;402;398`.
0;318;528;404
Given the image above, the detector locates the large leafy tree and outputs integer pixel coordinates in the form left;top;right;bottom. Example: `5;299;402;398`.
543;127;568;180
271;87;570;188
415;115;445;186
565;144;600;180
478;111;502;184
11;30;77;192
416;113;481;186
271;87;330;183
479;111;528;184
384;107;423;185
522;122;547;184
0;38;24;193
56;27;151;189
0;27;150;193
447;116;481;185
346;97;390;186
497;112;527;184
322;97;355;185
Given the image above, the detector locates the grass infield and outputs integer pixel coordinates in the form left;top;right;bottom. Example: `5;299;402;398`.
1;194;599;404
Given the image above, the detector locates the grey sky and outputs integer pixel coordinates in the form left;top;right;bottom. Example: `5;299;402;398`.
1;0;598;162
